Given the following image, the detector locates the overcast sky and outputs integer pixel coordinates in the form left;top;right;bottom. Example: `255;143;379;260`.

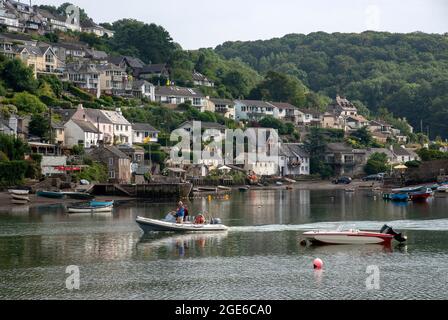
32;0;448;50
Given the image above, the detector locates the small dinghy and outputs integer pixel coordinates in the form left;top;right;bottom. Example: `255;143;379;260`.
8;189;30;196
37;190;65;199
302;225;407;246
136;216;228;233
63;192;94;200
90;200;114;207
67;204;113;213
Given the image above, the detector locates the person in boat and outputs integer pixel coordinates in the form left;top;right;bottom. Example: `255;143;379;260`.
183;205;189;222
175;201;185;224
195;214;206;225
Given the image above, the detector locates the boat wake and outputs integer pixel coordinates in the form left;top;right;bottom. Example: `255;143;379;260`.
229;219;448;233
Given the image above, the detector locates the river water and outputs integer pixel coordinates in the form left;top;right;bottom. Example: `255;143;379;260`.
1;189;448;300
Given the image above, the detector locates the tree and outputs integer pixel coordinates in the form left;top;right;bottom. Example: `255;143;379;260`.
29;114;50;140
249;71;306;107
349;127;374;147
0;59;37;92
11;92;47;114
259;116;294;135
365;152;388;175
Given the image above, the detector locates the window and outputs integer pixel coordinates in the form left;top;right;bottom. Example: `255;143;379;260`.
109;171;115;179
193;98;201;106
45;54;53;63
109;158;114;166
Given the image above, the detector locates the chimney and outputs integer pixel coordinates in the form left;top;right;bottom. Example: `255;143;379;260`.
115;107;122;115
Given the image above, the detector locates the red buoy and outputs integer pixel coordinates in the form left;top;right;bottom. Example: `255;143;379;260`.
313;258;323;269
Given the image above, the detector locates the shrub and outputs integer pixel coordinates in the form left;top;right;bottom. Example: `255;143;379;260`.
11;92;47;114
0;160;28;186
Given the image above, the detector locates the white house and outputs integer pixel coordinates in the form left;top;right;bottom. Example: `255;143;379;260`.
234;100;279;121
210;98;235;120
279;143;310;177
269;102;299;121
132;123;159;144
132;80;155;101
155;86;210;112
100;108;133;145
64;119;103;148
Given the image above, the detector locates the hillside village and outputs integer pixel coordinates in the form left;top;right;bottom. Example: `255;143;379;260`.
0;0;443;188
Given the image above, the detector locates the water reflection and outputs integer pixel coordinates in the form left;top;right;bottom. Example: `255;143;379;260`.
136;232;228;259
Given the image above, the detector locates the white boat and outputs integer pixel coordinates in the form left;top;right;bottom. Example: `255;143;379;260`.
136;216;228;233
437;185;448;193
302;225;407;245
8;189;29;196
67;204;113;213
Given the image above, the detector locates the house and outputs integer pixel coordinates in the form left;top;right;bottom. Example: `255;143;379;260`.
81;19;114;38
64;61;130;97
369;120;393;134
234;100;278;121
117;144;145;167
70;105;132;145
279;143;310;177
52;42;88;62
298;108;323;126
0;3;19;32
108;55;146;77
132;123;159;144
137;63;170;80
50;122;65;145
391;145;419;164
0;34;16;58
15;44;63;77
155;86;210;111
210;98;235;119
324;142;367;176
36;7;81;33
64;118;103;148
327;95;358;117
270;102;299;122
88;143;131;183
85;48;108;62
192;71;214;87
177;121;227;134
132;80;155;100
344;115;369;131
371;131;389;144
242;128;279;176
322;112;344;129
98;108;133;144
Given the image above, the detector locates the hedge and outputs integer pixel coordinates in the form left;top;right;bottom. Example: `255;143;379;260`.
0;161;28;186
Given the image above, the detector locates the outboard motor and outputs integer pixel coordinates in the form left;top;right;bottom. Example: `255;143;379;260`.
380;225;407;243
210;218;222;225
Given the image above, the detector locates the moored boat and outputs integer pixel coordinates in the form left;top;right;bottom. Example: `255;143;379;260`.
239;186;250;192
67;204;113;213
136;216;228;233
217;186;232;191
89;200;114;207
8;189;30;196
63;192;94;200
302;225;407;245
437;185;448;193
11;199;30;205
36;190;65;199
390;193;409;201
409;188;433;201
10;194;30;201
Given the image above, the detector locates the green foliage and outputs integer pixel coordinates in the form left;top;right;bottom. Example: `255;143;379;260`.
259;116;294;135
0;58;37;92
72;144;85;156
0;134;30;161
249;71;306;106
348;127;377;148
29;114;50;140
73;162;108;183
0;160;28;186
405;160;422;168
10;92;47;114
417;148;448;161
216;32;448;138
65;83;94;101
365;152;389;175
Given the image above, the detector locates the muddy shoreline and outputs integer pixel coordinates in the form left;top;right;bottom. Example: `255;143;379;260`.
0;180;384;210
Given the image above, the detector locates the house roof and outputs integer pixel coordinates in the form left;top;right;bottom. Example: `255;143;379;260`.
269;102;297;110
281;143;309;158
123;56;145;69
237;100;274;109
365;148;395;159
298;108;322;117
72;119;100;133
132;123;159;132
138;63;168;74
210;98;235;106
392;145;413;157
100;109;131;125
132;80;154;90
101;145;130;159
192;71;212;82
345;115;368;123
334;95;357;110
53;108;77;123
370;120;392;127
155;86;204;98
326;143;354;153
86;49;108;60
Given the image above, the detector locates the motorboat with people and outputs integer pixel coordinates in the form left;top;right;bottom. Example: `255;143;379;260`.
302;225;407;246
136;214;228;233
